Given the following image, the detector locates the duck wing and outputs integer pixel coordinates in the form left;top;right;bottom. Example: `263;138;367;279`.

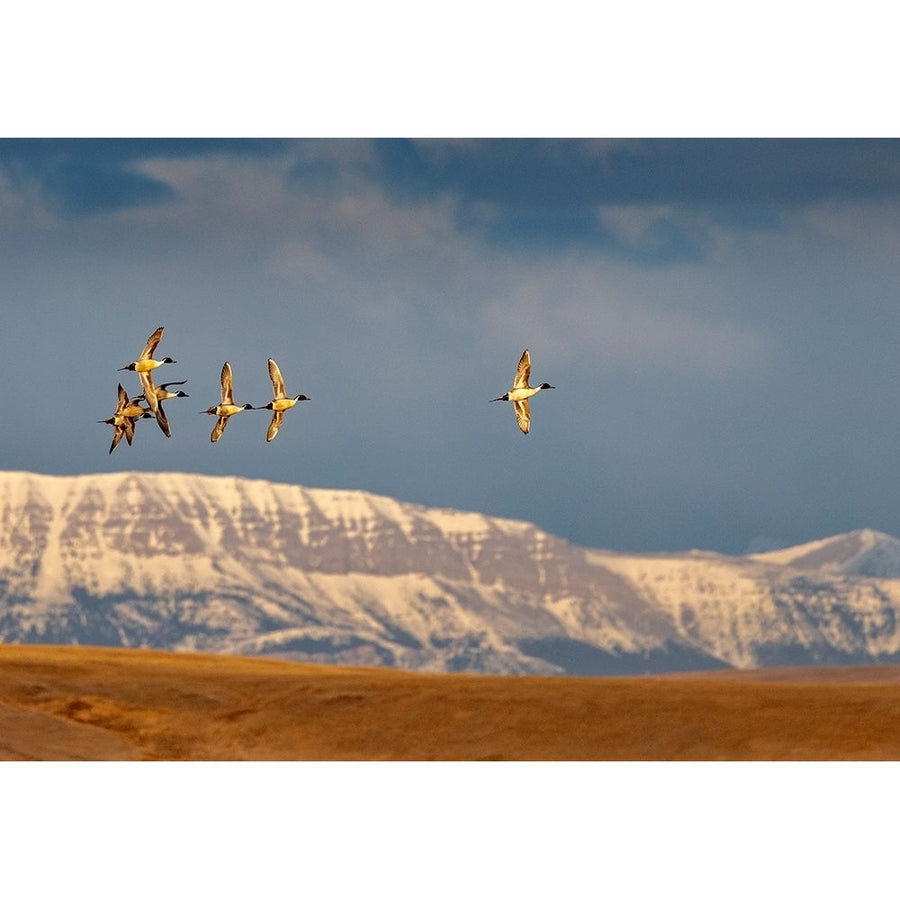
512;348;531;390
139;371;159;413
154;401;171;438
267;357;287;400
123;415;137;446
220;361;234;406
109;425;125;454
513;399;531;434
266;410;284;442
211;415;229;443
140;326;165;360
115;383;129;415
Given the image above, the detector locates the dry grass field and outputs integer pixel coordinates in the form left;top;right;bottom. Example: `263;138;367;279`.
2;644;900;760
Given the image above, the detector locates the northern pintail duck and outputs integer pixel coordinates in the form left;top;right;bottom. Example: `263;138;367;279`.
258;357;309;442
98;383;151;453
118;326;176;414
491;348;555;434
203;361;253;442
141;380;189;438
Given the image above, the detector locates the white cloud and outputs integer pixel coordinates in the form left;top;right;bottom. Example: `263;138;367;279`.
799;199;900;262
477;259;772;379
125;149;774;380
0;169;58;231
265;241;341;283
1;145;774;383
129;153;299;234
597;204;681;244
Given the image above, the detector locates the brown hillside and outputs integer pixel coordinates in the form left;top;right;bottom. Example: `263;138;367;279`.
1;644;900;760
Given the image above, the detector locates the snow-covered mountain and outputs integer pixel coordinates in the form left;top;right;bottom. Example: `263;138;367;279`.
750;529;900;578
3;470;900;675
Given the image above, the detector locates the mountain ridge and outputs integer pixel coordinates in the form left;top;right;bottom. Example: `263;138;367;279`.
749;528;900;577
3;470;900;674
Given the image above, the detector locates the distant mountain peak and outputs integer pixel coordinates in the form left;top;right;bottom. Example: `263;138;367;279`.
750;528;900;577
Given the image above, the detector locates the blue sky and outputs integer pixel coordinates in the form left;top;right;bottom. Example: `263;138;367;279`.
4;138;900;554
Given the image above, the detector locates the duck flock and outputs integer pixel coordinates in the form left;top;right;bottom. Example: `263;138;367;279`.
100;326;309;454
101;326;556;454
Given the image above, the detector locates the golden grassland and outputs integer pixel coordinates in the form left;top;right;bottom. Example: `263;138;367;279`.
2;644;900;760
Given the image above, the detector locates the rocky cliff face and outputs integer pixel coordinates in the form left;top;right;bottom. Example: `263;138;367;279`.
3;470;900;674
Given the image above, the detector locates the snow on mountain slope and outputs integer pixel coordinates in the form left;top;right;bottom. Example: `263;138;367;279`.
4;470;900;674
750;529;900;578
595;548;900;668
594;551;780;668
0;471;705;674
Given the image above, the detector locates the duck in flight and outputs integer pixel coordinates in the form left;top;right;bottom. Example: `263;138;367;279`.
258;357;309;442
203;361;253;442
491;348;555;434
98;383;152;453
140;380;189;438
118;326;176;414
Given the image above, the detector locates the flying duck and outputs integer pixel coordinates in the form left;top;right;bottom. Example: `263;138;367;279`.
490;348;555;434
118;326;176;414
140;380;189;438
258;357;309;442
98;383;152;453
203;361;253;442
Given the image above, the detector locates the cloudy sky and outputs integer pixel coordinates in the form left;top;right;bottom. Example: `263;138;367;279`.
3;138;900;555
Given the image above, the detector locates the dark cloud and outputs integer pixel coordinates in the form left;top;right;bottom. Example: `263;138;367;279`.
466;206;708;264
376;138;900;209
7;137;900;262
7;138;900;222
287;157;343;195
585;139;900;207
367;138;900;263
0;138;290;216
